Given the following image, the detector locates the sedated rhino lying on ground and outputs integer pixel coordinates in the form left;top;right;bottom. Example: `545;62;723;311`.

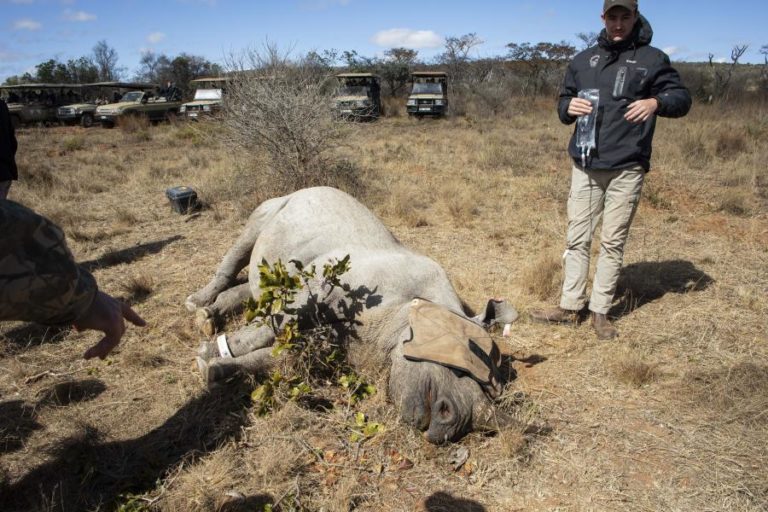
186;187;518;443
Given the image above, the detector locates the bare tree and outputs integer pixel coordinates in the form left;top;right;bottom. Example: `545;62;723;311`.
92;40;121;81
221;43;351;198
576;32;599;50
707;44;748;101
761;44;768;93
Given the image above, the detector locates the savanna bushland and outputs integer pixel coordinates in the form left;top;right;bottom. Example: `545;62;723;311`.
1;47;767;511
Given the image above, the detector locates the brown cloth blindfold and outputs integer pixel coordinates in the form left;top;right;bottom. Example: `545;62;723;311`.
402;298;503;398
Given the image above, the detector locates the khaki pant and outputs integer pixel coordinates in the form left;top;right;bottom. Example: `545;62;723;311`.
559;165;644;314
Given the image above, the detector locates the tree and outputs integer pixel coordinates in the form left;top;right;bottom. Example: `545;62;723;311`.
379;48;418;97
92;40;121;81
437;33;483;83
136;51;222;97
222;44;349;198
35;59;69;83
506;41;576;95
66;57;99;84
576;32;599;50
761;45;768;93
707;44;748;101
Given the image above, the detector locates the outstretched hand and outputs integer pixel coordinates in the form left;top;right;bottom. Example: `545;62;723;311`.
73;291;147;360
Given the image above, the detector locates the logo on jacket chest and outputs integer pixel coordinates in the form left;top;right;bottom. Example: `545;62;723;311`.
590;55;600;68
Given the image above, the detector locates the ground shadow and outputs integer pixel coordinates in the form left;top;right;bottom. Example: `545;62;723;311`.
218;494;275;511
0;380;251;512
0;400;42;455
80;235;183;271
35;379;107;407
422;491;487;512
610;260;714;318
0;323;70;351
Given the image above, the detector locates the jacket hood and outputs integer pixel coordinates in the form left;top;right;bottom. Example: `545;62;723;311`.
598;13;653;51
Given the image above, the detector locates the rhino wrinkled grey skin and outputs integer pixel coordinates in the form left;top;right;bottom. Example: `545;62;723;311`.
186;187;515;443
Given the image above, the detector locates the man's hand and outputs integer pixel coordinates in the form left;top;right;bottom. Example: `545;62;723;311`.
624;98;658;123
74;291;146;360
567;97;594;117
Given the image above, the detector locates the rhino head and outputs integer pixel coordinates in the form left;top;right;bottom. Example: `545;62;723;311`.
387;298;518;443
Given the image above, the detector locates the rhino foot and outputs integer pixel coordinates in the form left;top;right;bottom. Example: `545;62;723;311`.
194;307;217;337
196;356;239;386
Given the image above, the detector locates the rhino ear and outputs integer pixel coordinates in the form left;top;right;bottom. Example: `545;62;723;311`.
474;298;519;328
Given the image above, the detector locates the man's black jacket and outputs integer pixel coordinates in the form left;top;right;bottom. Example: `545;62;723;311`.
558;15;691;171
0;99;18;181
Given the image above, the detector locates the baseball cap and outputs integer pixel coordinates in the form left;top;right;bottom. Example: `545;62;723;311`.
603;0;638;13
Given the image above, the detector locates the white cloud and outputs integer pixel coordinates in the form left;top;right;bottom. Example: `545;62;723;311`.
63;9;97;22
147;32;166;44
371;29;443;49
662;46;679;56
13;18;42;31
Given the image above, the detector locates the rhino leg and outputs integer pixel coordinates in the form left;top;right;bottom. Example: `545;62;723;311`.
186;195;291;312
198;323;277;361
194;283;253;335
197;346;275;386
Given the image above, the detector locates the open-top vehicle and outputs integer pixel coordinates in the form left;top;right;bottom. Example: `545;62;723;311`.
96;87;181;128
179;77;229;120
334;73;382;120
0;83;83;128
406;71;448;118
57;81;156;128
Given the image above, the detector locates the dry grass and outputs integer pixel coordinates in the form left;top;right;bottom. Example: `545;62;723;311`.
1;100;767;511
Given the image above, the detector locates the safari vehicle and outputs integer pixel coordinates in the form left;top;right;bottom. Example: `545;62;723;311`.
57;81;156;128
334;73;381;120
0;83;83;128
95;87;181;128
179;77;230;119
406;71;448;118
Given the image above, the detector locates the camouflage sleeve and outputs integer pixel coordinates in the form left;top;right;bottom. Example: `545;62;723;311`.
0;200;97;325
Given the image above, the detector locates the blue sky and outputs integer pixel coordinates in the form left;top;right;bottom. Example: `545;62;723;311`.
2;0;766;82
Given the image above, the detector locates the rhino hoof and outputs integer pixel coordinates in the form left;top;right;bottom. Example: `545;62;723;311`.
185;295;200;313
195;308;217;336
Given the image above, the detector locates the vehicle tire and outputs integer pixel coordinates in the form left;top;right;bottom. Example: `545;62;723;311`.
80;113;94;128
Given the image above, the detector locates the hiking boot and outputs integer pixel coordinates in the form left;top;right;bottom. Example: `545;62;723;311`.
592;313;618;340
529;306;581;324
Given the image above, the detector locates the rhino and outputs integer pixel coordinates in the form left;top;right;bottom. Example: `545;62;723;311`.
186;187;518;443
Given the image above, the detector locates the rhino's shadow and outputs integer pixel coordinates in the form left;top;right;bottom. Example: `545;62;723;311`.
0;381;252;512
610;259;714;318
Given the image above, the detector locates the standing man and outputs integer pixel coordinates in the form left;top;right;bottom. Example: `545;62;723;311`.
0;97;17;200
530;0;691;339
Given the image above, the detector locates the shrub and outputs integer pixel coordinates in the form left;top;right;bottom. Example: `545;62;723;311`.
221;44;351;199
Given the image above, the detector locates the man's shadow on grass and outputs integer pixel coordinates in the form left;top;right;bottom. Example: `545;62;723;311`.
0;381;260;512
609;259;714;318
